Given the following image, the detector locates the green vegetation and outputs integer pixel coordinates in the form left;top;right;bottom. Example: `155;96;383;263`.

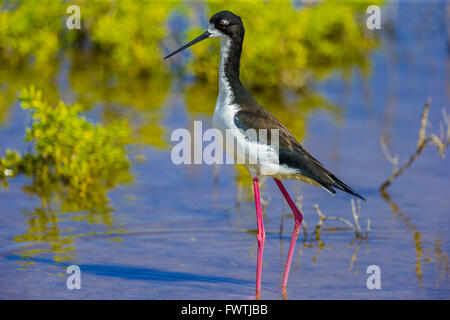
0;0;180;75
1;86;131;196
0;0;179;147
0;86;132;261
0;86;131;215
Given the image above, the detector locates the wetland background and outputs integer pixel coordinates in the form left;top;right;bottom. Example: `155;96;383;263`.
0;0;448;299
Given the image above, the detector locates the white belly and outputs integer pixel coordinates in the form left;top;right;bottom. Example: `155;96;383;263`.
213;102;288;177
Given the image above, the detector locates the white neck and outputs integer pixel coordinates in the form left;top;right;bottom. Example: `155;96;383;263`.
217;38;234;107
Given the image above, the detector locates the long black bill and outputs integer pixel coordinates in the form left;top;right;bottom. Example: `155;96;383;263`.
163;31;211;60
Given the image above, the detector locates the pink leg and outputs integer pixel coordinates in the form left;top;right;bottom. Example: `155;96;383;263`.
274;178;303;289
252;176;265;298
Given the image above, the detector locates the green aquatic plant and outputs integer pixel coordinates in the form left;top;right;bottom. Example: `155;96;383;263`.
0;86;131;199
0;0;63;66
86;0;181;75
0;0;181;75
0;86;132;262
0;1;178;148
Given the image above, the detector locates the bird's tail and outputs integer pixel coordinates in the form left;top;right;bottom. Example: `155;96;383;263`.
319;174;366;201
332;174;366;201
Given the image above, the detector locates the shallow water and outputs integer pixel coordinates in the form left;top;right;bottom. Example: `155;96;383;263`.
0;1;449;299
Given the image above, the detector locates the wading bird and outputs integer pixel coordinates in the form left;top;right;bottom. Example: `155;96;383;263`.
164;10;365;298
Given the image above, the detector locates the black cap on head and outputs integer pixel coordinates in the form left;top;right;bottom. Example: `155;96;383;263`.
209;10;244;38
209;10;242;26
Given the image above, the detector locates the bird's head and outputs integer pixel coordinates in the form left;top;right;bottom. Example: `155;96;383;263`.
164;10;244;60
208;10;244;39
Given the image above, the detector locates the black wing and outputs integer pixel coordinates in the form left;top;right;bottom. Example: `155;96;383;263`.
233;106;366;201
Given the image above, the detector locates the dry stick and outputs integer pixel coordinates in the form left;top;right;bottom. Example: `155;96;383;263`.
434;108;450;156
380;98;450;191
313;203;369;238
380;98;431;190
351;199;362;235
380;136;431;191
313;200;370;238
379;99;450;284
349;238;363;274
306;202;370;267
351;199;371;237
380;135;399;172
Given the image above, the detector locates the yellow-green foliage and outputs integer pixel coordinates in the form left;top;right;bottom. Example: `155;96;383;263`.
188;0;383;91
0;1;179;148
0;86;131;199
0;0;381;82
0;88;133;262
0;0;180;75
86;0;178;74
0;0;62;65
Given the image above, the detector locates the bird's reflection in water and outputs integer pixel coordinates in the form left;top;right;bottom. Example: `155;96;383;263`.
278;223;369;300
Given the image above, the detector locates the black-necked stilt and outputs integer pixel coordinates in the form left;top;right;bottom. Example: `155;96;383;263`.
165;10;365;298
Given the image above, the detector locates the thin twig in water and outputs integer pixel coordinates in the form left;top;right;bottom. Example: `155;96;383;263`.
380;135;399;173
380;98;450;191
312;200;369;239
